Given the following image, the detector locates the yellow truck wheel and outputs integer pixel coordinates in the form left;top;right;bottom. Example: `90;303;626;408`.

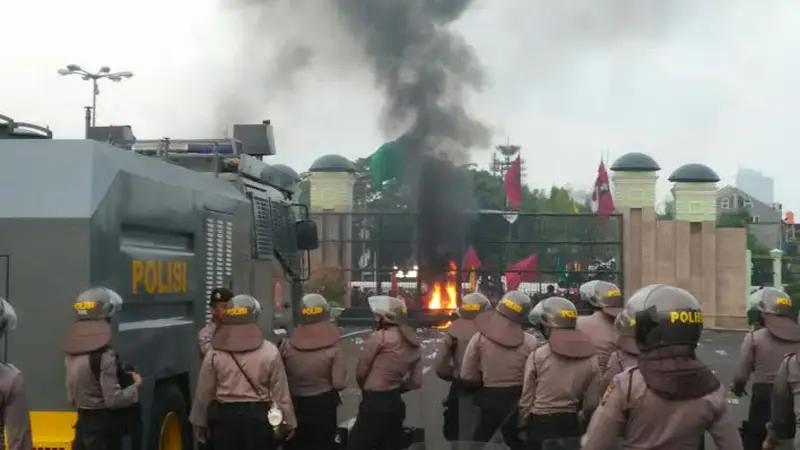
149;384;191;450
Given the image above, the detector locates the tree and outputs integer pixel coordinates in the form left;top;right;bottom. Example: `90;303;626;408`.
657;196;675;220
716;208;770;255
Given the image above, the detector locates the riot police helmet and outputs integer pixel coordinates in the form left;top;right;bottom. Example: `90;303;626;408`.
298;293;331;324
212;295;265;352
539;296;579;329
495;291;532;323
459;292;491;319
219;294;262;325
614;304;636;337
368;295;408;325
625;284;703;351
0;298;17;335
72;287;123;321
528;301;545;328
583;280;624;316
751;287;799;321
62;287;124;354
579;280;600;303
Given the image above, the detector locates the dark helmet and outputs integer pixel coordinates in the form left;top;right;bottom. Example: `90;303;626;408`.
528;301;545;328
496;291;532;323
459;293;491;319
751;287;799;321
625;284;703;351
298;293;331;324
0;298;17;335
368;295;408;325
72;287;123;321
539;296;579;329
220;294;261;325
584;280;623;313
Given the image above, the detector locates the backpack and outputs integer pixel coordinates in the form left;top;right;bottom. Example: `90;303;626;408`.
88;348;142;435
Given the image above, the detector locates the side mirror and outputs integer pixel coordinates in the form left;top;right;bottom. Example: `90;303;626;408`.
296;219;319;251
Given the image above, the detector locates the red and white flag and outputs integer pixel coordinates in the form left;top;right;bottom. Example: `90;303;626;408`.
591;160;615;219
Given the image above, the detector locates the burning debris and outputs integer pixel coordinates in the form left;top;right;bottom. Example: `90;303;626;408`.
425;261;459;310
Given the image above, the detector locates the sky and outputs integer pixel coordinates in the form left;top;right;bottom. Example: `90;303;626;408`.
5;0;800;211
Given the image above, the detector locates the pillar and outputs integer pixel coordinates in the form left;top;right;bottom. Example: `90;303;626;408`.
770;248;784;289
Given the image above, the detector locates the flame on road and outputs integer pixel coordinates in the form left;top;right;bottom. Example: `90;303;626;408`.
426;261;458;310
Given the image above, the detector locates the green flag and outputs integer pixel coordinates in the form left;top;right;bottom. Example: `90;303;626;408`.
369;138;406;189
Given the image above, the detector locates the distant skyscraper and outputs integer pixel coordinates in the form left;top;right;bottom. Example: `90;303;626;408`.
735;168;775;205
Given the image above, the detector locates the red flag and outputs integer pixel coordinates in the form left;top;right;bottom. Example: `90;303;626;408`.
462;246;481;281
505;253;539;291
591;160;615;219
504;156;522;209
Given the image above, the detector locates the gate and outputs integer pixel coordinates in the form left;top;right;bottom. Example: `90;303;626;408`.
306;211;623;310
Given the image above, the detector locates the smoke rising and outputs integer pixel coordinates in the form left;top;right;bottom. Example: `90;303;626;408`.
327;0;490;281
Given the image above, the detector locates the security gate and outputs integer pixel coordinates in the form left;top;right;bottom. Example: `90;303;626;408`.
307;211;623;308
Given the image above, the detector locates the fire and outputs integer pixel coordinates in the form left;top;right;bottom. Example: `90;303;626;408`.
425;261;458;310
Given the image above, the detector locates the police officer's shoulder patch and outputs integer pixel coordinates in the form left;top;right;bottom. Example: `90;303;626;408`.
602;381;615;404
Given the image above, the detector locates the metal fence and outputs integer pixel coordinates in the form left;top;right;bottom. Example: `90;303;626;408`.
307;211;623;308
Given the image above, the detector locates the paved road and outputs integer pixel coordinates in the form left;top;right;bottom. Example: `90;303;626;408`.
336;327;751;449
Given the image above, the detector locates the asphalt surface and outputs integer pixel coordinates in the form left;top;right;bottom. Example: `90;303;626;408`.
336;327;753;449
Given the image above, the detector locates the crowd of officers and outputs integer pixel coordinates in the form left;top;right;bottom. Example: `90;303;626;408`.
1;278;800;449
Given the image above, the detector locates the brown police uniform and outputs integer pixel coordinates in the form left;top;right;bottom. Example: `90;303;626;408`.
0;299;32;450
435;293;491;441
733;288;800;450
0;363;32;450
281;294;346;450
189;295;296;450
518;296;600;450
62;288;140;450
582;284;742;450
348;296;422;450
461;291;537;450
576;281;624;373
198;288;234;358
765;353;800;449
601;305;641;391
583;368;742;449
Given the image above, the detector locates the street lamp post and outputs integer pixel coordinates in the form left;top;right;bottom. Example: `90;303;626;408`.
57;64;133;127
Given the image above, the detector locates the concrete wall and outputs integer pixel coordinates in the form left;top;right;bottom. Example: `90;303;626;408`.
614;165;748;330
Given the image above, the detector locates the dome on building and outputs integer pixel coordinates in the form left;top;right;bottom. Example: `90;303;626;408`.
261;164;301;191
309;154;356;173
667;163;720;183
609;152;660;172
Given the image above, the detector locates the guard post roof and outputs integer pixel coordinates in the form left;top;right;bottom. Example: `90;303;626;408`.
309;154;357;173
609;152;660;172
667;163;721;183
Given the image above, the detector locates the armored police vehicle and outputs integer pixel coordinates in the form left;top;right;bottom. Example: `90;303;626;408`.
0;119;317;450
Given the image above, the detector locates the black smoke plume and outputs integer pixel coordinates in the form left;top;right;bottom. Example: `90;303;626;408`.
331;0;490;284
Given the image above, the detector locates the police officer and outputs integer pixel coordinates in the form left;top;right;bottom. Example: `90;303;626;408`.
581;284;742;449
518;296;599;450
189;295;296;450
62;287;143;450
198;287;234;357
763;352;800;449
600;303;640;390
280;294;346;450
348;295;422;450
435;292;491;441
576;280;624;372
0;298;32;450
527;301;547;344
731;287;800;450
461;291;538;450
